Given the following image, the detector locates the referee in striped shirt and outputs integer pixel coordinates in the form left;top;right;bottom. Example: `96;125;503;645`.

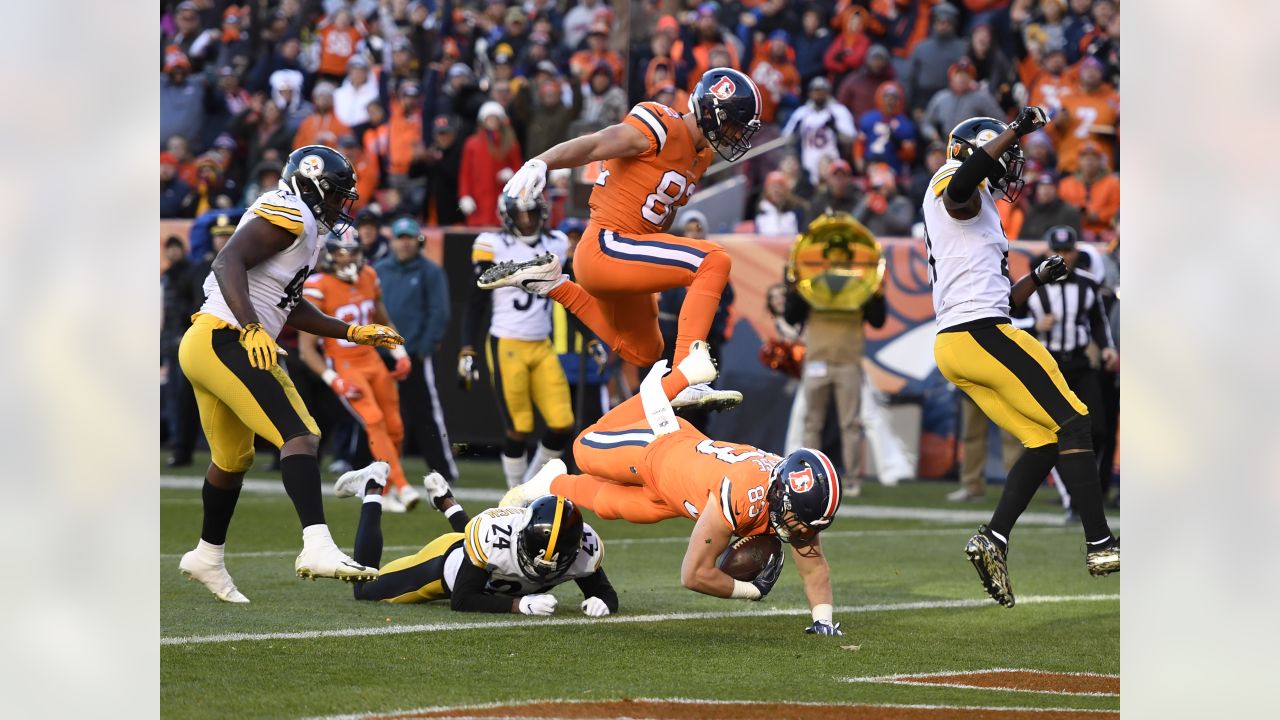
1014;225;1119;503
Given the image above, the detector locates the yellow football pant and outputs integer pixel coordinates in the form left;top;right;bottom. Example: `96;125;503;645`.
485;336;574;433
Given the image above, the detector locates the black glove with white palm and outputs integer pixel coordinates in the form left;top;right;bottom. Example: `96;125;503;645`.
1032;255;1069;286
1008;105;1050;137
804;620;843;636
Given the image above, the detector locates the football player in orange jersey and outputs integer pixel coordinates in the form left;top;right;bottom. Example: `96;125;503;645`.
502;340;845;636
480;67;763;412
299;230;421;511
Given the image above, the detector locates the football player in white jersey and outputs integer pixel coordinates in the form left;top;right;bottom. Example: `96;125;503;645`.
177;145;406;603
332;463;618;615
459;194;576;488
923;109;1119;608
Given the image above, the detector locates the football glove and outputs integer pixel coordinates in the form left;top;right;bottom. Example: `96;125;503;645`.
804;620;843;636
587;339;608;372
240;322;279;370
390;346;412;381
347;324;404;349
458;195;477;216
581;597;611;617
1032;255;1069;286
504;158;548;203
322;369;362;400
1009;105;1050;137
750;550;785;599
457;349;479;391
518;593;558;616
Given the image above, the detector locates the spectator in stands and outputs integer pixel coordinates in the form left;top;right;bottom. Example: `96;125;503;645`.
1020;172;1081;239
1064;0;1097;62
496;7;532;63
354;207;389;264
967;22;1018;111
1050;56;1120;173
1026;0;1070;59
645;57;690;112
562;0;602;52
385;82;424;193
162;235;195;465
293;82;351;149
854;163;914;237
755;171;807;236
838;44;896;121
234;95;293;177
1079;1;1120;87
315;8;365;85
161;152;197;219
1027;44;1073;112
1058;141;1120;240
681;6;743;86
248;34;304;94
824;6;871;79
855;81;917;176
570;23;624;84
905;3;966;114
386;36;421;90
794;6;832;87
807;159;861;222
333;55;380;131
190;151;231;214
166;134;198;187
270;68;311;131
516;78;581;160
908;140;948;214
161;50;206;150
422;115;465;226
241;159;281;208
164;2;215;72
459;101;522;227
750;30;802;125
435;64;487;141
338;133;379;213
921;58;1004;144
572;61;628;136
1022;132;1057;172
783;76;857;187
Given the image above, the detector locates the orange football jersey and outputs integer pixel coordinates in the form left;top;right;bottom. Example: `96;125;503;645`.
302;265;382;361
646;427;781;538
588;102;716;237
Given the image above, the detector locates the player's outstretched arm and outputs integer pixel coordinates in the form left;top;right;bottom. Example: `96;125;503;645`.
505;122;650;202
790;537;841;635
286;297;358;339
943;106;1048;220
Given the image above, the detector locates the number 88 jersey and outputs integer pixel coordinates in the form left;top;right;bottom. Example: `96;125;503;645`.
588;102;715;235
458;507;605;595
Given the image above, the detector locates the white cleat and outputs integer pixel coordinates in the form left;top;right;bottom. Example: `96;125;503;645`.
422;472;453;511
179;549;250;603
671;383;743;412
398;484;422;511
499;458;566;508
677;340;718;385
294;543;379;582
382;494;408;513
476;252;565;296
333;461;390;499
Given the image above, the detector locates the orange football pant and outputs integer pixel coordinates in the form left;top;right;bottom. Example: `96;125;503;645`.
334;353;408;491
548;222;731;367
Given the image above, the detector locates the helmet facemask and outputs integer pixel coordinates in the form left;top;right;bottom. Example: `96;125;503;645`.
500;195;547;245
766;468;818;545
952;136;1026;204
515;498;582;580
695;96;762;162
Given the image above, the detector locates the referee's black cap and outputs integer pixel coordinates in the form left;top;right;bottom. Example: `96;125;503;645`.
1045;225;1078;251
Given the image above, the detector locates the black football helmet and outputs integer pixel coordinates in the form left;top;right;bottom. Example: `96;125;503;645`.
323;227;363;283
690;67;763;162
516;495;583;580
498;193;548;245
281;145;359;234
947;117;1026;203
765;448;842;543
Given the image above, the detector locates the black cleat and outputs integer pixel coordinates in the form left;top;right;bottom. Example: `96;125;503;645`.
1086;537;1119;576
965;525;1014;608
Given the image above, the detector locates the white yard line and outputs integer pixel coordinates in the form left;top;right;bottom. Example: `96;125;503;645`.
161;593;1117;647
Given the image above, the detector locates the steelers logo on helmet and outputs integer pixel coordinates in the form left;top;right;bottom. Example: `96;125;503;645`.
299;154;324;179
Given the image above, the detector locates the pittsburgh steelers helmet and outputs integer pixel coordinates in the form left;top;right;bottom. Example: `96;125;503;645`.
516;495;583;580
498;193;548;245
947;117;1026;203
281;145;359;234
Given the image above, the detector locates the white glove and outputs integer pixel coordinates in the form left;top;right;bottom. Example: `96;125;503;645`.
496;166;514;183
518;593;558;616
581;596;611;617
504;158;547;202
458;195;477;216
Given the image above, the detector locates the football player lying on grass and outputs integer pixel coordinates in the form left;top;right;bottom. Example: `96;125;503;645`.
502;341;844;635
333;463;617;616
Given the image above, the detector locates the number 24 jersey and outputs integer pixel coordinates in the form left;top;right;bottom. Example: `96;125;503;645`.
460;507;605;595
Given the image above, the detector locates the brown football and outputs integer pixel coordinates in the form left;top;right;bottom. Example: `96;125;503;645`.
718;534;783;581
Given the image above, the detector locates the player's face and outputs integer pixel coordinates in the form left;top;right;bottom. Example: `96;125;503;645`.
512;209;539;236
777;511;818;544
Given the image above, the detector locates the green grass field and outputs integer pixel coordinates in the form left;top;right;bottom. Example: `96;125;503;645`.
160;451;1118;719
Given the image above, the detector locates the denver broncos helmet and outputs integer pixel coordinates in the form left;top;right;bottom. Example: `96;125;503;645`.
690;67;763;162
498;192;548;245
766;448;842;543
323;227;363;283
946;117;1026;203
282;145;359;234
516;495;583;580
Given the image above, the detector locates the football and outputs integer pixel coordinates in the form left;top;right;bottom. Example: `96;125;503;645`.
717;534;783;581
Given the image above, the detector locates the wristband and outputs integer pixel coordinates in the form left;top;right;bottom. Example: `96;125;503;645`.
731;580;762;600
811;603;833;624
391;345;408;360
345;325;356;341
321;369;338;386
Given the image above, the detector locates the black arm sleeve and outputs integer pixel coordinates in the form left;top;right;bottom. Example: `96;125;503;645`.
449;561;516;613
574;568;619;613
782;287;811;327
863;293;886;329
945;148;999;204
460;261;493;350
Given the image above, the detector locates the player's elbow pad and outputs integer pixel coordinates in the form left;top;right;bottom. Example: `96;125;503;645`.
946;148;998;204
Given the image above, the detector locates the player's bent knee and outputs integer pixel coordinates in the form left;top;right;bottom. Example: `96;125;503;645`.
698;247;732;278
1056;414;1093;453
281;433;320;457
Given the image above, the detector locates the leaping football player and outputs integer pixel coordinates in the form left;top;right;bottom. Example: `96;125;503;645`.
480;67;761;412
502;341;845;636
922;109;1119;608
177;145;404;602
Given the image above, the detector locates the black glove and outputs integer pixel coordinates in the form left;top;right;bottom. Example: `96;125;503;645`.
749;550;785;599
1009;106;1049;137
804;620;843;636
1032;255;1069;286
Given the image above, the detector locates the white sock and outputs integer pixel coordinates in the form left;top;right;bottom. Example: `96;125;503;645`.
502;454;529;489
362;494;384;506
444;504;465;519
302;524;334;549
196;539;225;560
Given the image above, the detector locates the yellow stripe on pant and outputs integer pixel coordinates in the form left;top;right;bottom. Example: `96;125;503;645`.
934;321;1088;449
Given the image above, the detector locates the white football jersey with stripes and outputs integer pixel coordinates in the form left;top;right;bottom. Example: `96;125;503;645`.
921;159;1013;331
445;507;603;596
474;231;569;341
199;184;322;338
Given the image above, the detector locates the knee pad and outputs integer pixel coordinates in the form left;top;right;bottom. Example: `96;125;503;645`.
1057;414;1093;453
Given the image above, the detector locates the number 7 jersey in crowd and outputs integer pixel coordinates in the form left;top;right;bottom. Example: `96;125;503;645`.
199;186;323;337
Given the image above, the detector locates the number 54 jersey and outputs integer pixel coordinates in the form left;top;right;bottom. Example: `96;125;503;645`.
199;185;323;337
459;507;605;595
